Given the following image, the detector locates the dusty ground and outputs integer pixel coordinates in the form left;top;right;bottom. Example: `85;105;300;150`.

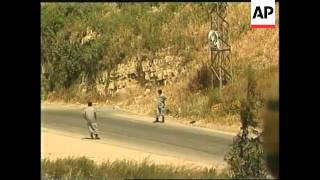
41;127;227;170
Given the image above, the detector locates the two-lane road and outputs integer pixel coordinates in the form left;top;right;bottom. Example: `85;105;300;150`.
41;105;234;165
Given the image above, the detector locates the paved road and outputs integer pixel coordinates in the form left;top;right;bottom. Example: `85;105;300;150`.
41;106;234;165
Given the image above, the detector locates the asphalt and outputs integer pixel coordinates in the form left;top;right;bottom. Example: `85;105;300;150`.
41;105;234;165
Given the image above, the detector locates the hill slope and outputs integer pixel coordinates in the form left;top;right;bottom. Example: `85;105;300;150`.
41;2;279;129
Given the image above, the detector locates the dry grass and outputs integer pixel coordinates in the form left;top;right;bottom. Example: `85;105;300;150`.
41;157;228;180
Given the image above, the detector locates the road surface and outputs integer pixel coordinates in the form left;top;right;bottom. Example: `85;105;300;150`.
41;105;234;165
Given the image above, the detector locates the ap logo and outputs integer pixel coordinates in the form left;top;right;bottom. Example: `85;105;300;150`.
251;0;275;28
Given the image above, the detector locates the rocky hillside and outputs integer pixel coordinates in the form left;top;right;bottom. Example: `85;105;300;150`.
41;3;279;128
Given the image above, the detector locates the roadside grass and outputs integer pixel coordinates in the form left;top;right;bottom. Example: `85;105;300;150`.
41;157;228;180
42;65;277;132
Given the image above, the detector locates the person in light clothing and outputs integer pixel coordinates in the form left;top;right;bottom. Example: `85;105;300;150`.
154;89;167;123
83;101;100;139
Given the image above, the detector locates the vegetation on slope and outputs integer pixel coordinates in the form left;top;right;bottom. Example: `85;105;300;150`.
41;2;279;128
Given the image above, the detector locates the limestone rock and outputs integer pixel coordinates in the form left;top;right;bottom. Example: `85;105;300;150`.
144;88;151;96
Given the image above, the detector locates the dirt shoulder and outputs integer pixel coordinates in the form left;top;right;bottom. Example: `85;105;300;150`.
41;127;227;170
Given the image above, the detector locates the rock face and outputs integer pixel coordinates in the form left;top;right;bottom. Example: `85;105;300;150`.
91;49;188;97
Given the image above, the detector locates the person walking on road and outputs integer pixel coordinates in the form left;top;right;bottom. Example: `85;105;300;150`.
83;101;100;139
154;89;167;123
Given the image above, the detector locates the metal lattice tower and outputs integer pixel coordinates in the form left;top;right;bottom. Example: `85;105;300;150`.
208;3;232;91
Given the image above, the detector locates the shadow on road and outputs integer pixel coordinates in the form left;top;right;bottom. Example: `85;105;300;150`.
81;137;102;140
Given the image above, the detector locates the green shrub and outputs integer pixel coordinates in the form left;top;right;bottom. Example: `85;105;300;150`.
224;67;268;178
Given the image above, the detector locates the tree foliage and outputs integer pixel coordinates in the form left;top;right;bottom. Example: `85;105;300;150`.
224;67;268;178
41;3;229;98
